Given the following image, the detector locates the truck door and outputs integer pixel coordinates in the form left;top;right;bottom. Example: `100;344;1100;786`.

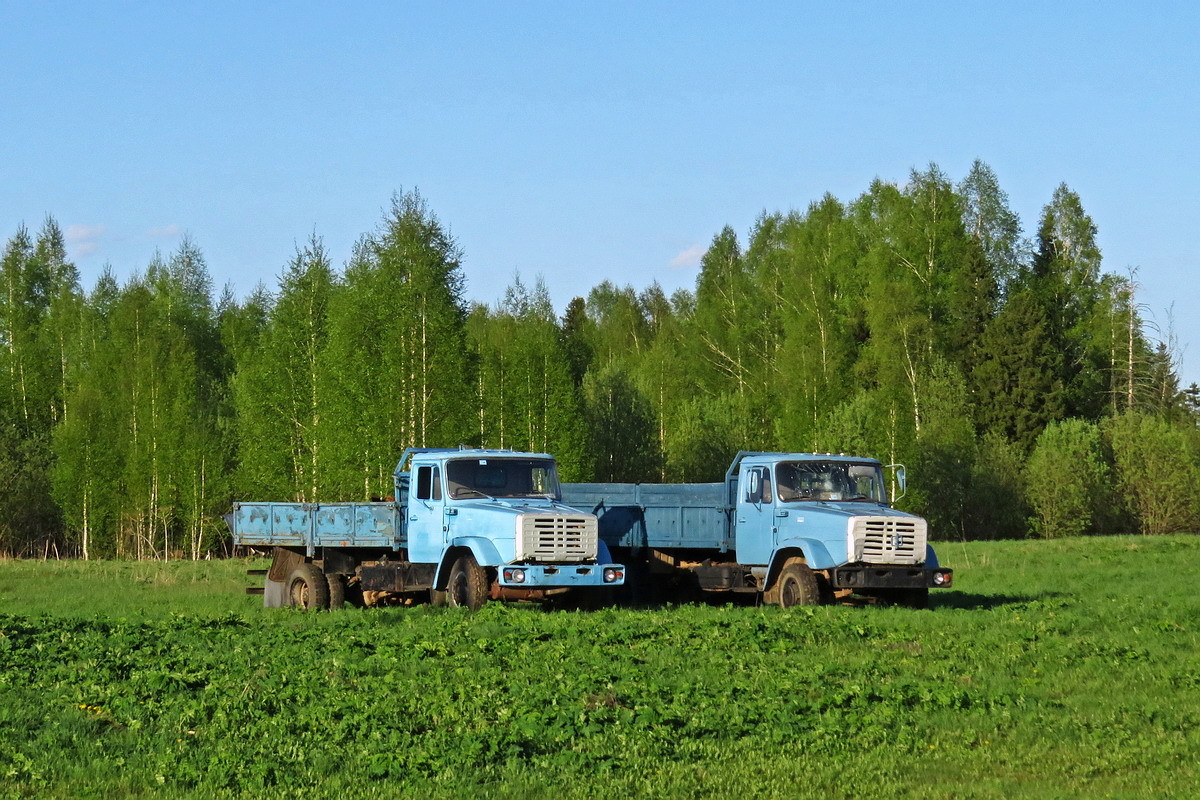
734;465;777;566
406;464;446;563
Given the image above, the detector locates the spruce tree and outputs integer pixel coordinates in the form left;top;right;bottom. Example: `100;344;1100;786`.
972;288;1066;451
1029;184;1105;419
559;296;592;389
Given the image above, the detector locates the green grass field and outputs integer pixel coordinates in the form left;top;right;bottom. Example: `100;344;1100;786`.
1;536;1198;799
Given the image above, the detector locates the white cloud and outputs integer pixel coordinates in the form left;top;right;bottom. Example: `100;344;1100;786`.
65;224;107;242
146;224;183;238
64;224;107;259
669;244;706;270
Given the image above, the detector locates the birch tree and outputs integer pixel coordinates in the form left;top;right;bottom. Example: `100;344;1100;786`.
234;236;335;500
322;191;471;499
468;274;589;479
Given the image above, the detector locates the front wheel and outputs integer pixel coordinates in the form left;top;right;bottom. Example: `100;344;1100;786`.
763;557;820;608
446;553;489;610
286;563;329;610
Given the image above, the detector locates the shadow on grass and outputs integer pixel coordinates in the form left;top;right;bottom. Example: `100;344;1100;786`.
540;589;1066;613
933;591;1064;610
359;590;1064;615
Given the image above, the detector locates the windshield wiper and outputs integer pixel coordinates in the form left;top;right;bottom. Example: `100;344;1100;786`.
453;488;496;500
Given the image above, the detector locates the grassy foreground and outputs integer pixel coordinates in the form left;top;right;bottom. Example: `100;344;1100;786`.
1;537;1198;799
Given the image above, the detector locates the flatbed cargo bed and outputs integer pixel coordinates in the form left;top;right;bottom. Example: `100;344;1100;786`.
561;482;733;551
228;501;402;550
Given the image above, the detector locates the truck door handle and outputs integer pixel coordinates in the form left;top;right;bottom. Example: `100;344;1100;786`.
409;516;418;521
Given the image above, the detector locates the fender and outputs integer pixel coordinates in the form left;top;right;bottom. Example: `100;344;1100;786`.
596;538;615;564
772;537;838;570
924;544;940;569
433;537;506;587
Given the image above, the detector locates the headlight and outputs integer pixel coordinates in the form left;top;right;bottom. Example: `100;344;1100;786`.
603;568;623;583
503;568;527;584
933;571;952;587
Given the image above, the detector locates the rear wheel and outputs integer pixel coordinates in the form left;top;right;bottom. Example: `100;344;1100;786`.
446;553;489;610
327;573;362;610
287;564;329;610
764;557;820;608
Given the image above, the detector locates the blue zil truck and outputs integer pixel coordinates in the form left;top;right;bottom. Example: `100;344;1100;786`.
561;451;952;608
228;448;625;610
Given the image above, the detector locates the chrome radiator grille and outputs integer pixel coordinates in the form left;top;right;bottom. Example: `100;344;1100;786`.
848;516;927;565
515;514;598;562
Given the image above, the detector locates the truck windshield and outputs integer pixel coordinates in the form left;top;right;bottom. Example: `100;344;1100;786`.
775;461;885;503
446;458;560;500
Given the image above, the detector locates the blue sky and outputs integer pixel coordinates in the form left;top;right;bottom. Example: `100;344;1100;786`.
4;2;1199;385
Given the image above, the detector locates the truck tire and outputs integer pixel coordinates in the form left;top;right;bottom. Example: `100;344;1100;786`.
326;573;346;610
447;553;489;610
428;588;448;607
764;557;820;608
287;563;330;610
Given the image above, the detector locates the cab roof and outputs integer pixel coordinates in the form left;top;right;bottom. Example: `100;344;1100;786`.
395;447;554;476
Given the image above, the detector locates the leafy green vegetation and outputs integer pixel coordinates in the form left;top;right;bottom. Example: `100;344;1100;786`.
2;536;1198;798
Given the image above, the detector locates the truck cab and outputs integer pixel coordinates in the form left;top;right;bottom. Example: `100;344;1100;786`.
733;453;950;605
400;449;624;597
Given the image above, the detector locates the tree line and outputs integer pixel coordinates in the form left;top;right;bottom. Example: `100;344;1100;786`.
2;163;1197;558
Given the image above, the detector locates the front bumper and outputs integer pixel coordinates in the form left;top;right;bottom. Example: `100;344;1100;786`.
832;564;953;590
498;563;625;588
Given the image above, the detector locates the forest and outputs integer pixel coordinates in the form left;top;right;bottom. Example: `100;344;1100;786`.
2;160;1198;559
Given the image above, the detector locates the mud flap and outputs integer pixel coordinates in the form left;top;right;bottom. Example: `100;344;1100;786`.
264;578;287;608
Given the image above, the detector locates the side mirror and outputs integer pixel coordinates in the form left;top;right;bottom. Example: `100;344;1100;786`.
886;464;907;503
745;469;763;504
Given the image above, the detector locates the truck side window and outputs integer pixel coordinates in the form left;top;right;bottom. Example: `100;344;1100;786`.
416;466;442;501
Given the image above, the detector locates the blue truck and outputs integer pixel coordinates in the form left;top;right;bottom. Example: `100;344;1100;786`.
561;451;952;608
228;448;625;610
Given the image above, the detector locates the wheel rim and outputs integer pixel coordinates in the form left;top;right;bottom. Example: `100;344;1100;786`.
780;576;799;607
449;570;466;606
291;578;310;608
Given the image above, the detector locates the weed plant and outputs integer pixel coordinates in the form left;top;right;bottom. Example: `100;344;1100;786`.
1;537;1198;799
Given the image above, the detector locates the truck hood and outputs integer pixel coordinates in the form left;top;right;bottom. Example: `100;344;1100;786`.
451;498;591;516
791;502;919;520
783;502;928;567
450;498;600;563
